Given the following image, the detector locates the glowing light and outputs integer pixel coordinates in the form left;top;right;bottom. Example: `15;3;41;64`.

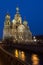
34;39;37;42
31;54;39;65
33;36;36;39
21;51;25;61
33;36;37;42
14;49;19;58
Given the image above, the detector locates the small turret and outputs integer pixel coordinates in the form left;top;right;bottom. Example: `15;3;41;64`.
23;20;28;26
23;17;28;30
23;17;28;26
5;14;10;20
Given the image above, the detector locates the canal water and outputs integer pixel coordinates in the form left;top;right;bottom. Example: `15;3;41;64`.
12;49;43;65
5;47;43;65
4;45;43;65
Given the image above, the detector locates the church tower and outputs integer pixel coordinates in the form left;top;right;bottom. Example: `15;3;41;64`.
11;7;22;40
3;13;11;40
12;7;22;28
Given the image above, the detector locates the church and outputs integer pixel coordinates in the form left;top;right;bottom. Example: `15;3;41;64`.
3;7;32;42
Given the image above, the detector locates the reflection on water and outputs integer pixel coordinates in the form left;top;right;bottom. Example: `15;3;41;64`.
14;49;19;58
12;49;43;65
21;51;25;61
13;49;25;61
31;54;39;65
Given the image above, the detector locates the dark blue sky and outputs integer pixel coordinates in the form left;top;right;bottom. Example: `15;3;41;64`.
0;0;43;39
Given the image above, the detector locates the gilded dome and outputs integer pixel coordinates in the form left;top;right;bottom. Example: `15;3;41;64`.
5;14;10;19
23;20;28;26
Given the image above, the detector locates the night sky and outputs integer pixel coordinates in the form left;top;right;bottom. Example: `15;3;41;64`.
0;0;43;39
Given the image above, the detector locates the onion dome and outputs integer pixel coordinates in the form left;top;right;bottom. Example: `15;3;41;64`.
23;20;28;26
5;13;10;20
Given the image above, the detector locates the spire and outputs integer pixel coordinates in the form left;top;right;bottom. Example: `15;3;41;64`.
16;7;19;14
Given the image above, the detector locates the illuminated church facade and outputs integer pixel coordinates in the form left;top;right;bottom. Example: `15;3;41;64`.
3;7;32;42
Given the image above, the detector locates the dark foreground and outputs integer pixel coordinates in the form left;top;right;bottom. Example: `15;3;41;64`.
0;47;29;65
0;39;43;65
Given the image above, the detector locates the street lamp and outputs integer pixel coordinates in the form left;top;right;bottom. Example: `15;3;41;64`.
33;36;37;42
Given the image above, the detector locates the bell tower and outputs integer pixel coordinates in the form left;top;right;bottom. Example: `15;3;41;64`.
3;13;11;40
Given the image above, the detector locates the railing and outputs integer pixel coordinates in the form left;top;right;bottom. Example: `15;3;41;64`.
0;47;29;65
